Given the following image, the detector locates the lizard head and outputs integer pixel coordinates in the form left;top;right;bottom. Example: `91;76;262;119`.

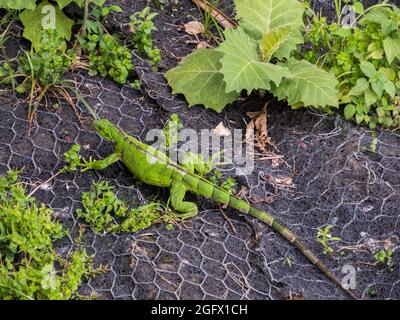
93;119;121;142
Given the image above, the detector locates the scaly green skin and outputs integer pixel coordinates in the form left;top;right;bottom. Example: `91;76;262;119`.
86;119;358;300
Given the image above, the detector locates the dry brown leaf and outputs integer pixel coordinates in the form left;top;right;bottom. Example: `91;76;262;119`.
184;21;205;35
249;194;277;204
249;194;265;204
246;103;273;150
213;121;231;137
263;174;294;187
197;41;211;48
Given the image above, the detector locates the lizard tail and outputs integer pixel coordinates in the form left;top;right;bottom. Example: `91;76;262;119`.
224;196;359;300
181;173;358;299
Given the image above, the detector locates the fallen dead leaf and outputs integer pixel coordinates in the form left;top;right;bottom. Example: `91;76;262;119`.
184;20;205;36
249;194;265;204
246;103;273;151
271;158;280;168
197;41;211;48
263;174;294;187
213;121;231;137
249;194;277;204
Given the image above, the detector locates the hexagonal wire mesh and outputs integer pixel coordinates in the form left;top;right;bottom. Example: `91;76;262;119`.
0;0;399;300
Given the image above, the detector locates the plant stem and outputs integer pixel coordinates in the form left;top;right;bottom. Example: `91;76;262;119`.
82;0;90;38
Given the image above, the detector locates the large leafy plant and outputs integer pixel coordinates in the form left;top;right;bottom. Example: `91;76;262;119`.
165;0;339;113
304;2;400;128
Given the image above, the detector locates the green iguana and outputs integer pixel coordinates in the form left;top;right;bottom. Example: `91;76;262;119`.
82;118;358;300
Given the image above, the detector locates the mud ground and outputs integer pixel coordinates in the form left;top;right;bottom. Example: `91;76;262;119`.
0;0;399;300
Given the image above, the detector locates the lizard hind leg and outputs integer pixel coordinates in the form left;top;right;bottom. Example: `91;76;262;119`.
169;180;198;219
182;152;213;176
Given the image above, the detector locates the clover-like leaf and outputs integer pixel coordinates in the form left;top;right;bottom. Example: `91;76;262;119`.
216;28;290;93
165;48;239;113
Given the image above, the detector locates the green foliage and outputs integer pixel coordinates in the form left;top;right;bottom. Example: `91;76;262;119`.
0;0;36;10
209;170;237;194
165;49;239;112
111;203;163;233
130;7;161;66
77;5;133;85
61;144;82;173
0;62;13;84
19;30;74;86
86;34;133;84
272;58;339;109
1;0;136;88
217;27;290;93
153;0;169;10
163;114;183;148
165;0;338;113
76;181;129;233
368;287;377;298
77;181;163;234
0;171;95;300
19;0;74;51
303;4;400;128
235;0;304;59
316;225;341;255
374;249;393;269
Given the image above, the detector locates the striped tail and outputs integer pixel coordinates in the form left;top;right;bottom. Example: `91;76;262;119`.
226;195;359;300
181;172;358;299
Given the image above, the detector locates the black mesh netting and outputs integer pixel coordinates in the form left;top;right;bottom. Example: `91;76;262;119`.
0;0;399;300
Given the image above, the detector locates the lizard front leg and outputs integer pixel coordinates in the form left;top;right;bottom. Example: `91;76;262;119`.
169;179;198;219
81;153;121;172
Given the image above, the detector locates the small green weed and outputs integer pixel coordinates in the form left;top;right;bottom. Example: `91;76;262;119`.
374;249;393;270
130;7;161;66
76;180;164;234
316;225;341;254
303;2;400;128
0;170;96;300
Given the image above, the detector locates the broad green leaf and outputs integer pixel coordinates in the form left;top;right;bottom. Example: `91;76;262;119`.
349;78;369;96
0;0;36;10
56;0;75;9
360;7;391;25
364;88;378;107
235;0;304;59
384;81;396;98
216;28;289;93
260;27;291;62
19;1;74;51
376;107;385;118
272;58;339;108
344;104;356;120
333;27;352;38
381;19;398;36
379;67;396;81
371;81;384;98
57;0;97;7
164;48;239;113
383;37;400;64
360;61;376;78
355;113;364;124
352;2;364;15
